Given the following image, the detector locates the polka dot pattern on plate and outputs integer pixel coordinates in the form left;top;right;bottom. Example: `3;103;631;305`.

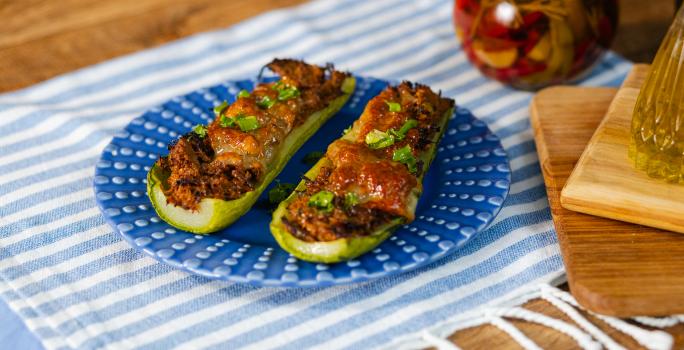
93;76;510;288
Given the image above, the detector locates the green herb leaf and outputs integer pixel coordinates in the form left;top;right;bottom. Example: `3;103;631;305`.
268;182;296;204
219;114;235;128
218;113;259;132
394;119;418;140
236;115;259;132
192;124;207;138
365;129;395;149
278;87;300;101
385;101;401;112
344;192;359;208
272;81;301;101
257;96;275;109
308;190;335;212
302;151;324;165
213;101;229;116
363;120;418;149
392;145;417;173
278;88;299;101
237;90;251;98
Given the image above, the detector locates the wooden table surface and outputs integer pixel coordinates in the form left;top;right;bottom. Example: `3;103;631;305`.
2;0;681;349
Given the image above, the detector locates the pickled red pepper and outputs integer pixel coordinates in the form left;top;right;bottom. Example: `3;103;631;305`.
453;0;617;89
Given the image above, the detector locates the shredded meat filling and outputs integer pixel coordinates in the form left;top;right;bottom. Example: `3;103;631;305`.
283;165;398;242
157;59;350;210
159;134;261;209
284;82;455;242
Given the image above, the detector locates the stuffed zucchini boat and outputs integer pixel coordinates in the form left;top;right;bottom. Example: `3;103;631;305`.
270;82;455;263
148;59;355;233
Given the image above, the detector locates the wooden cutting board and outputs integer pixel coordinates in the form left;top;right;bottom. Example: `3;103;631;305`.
530;64;684;317
561;65;684;234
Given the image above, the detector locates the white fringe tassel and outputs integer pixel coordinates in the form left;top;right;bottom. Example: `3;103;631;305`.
385;283;680;350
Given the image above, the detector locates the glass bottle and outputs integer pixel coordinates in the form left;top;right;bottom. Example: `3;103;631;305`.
630;5;684;182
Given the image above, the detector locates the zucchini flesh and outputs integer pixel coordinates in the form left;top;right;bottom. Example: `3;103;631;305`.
148;77;355;234
270;103;454;263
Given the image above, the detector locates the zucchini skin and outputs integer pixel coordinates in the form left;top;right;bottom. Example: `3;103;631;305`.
147;77;356;234
270;106;454;263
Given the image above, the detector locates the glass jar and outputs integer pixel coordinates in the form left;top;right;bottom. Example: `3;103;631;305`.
453;0;619;89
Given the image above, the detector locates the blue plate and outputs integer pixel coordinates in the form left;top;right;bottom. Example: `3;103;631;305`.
93;76;510;287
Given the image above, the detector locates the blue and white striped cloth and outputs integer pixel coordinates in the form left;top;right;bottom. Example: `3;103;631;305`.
0;0;631;349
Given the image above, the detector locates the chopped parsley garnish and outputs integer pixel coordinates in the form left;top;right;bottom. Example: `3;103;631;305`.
302;151;324;165
236;115;259;131
278;88;300;101
213;101;229;116
365;129;395;149
219;114;235;128
385;101;401;112
308;190;335;212
393;119;418;141
344;192;359;209
192;124;207;138
237;90;251;98
364;119;419;149
257;96;276;109
268;182;296;204
219;114;260;132
272;81;301;101
392;145;417;173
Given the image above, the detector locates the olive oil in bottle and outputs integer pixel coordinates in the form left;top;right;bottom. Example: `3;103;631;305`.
630;5;684;182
